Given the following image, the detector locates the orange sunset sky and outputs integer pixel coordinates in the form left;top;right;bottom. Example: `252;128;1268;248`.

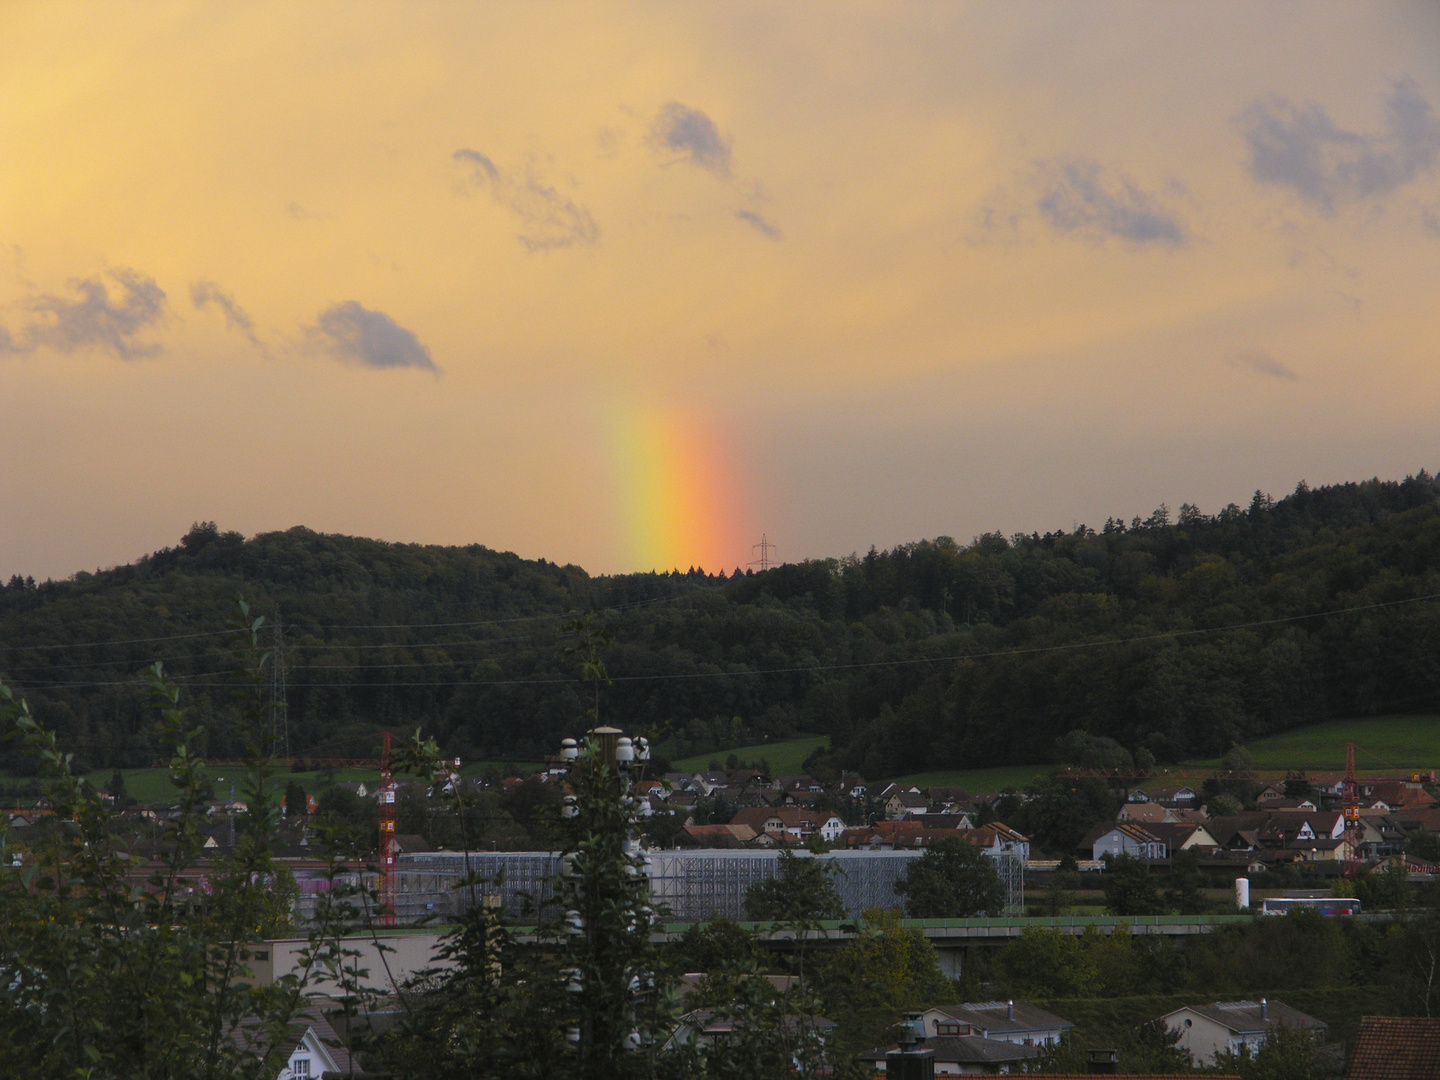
2;2;1438;580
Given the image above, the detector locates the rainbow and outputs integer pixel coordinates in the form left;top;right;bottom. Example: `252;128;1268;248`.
608;404;750;574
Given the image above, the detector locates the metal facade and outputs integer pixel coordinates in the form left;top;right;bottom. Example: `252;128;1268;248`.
386;848;1023;924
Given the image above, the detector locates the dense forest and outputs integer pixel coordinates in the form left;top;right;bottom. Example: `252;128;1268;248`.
2;471;1439;777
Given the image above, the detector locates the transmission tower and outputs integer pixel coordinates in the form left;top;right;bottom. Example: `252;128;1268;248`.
271;611;288;759
748;533;776;571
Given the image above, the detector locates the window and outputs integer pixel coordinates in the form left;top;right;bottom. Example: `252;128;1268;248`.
936;1022;961;1037
292;1058;310;1077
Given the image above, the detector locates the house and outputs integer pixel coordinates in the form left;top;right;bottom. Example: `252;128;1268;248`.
1256;810;1345;844
1264;797;1318;812
233;1009;352;1078
919;1001;1073;1047
1352;812;1409;859
959;823;1030;862
1160;999;1326;1065
843;821;955;850
1344;1016;1440;1080
1368;780;1438;812
1147;822;1219;853
1117;803;1168;824
1146;785;1199;808
1254;782;1287;805
886;790;929;820
683;823;758;845
727;806;841;843
1087;822;1167;861
934;809;976;830
859;1034;1042;1075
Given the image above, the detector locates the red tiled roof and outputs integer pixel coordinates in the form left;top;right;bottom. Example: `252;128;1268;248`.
1345;1016;1440;1080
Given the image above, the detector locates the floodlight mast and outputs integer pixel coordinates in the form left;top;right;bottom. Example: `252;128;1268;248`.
379;731;397;925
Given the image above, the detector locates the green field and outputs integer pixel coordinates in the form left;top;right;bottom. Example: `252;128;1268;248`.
671;736;827;777
1194;713;1440;774
73;765;381;806
892;713;1439;790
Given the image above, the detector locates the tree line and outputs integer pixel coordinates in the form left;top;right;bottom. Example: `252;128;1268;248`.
3;470;1439;777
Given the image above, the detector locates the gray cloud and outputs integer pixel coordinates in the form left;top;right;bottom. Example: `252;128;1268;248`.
1036;159;1188;246
1238;77;1440;213
311;301;436;372
453;149;599;252
648;103;732;176
1228;349;1297;380
735;209;782;241
190;280;261;346
21;269;167;360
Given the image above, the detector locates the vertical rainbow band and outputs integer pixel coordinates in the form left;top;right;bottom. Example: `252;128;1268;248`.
609;404;748;573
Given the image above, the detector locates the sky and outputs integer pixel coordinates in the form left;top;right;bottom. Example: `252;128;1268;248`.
2;2;1438;581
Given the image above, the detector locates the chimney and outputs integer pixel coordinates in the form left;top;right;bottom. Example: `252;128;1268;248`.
1261;998;1268;1021
1007;1000;1015;1021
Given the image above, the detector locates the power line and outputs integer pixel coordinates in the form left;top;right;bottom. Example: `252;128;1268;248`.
0;592;684;653
11;588;1438;691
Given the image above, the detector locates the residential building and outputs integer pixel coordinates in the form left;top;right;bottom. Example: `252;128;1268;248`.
887;790;930;820
1146;785;1199;807
919;1001;1073;1047
727;806;844;843
1087;822;1167;861
683;823;758;845
1344;1015;1440;1080
960;823;1030;862
1147;822;1219;853
1160;999;1326;1065
1117;803;1169;824
860;1034;1041;1075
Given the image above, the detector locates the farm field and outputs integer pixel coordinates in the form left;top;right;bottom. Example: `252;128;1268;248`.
671;736;827;777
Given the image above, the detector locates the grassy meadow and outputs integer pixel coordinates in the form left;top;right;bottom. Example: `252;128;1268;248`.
671;736;828;777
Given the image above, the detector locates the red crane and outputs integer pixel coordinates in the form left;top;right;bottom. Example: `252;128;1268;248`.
378;731;397;926
1342;741;1361;876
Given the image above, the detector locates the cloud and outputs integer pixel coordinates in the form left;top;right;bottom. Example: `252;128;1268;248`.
311;301;436;372
648;103;732;176
1237;76;1440;213
190;280;261;346
1228;349;1297;380
453;149;599;251
1036;159;1188;246
22;269;167;359
735;209;783;240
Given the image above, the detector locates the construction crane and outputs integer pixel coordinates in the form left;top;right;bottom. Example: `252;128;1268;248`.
1342;741;1362;877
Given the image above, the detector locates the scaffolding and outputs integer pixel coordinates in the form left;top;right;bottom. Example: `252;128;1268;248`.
378;848;1023;925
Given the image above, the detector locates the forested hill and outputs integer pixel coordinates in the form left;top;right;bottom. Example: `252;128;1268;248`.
3;472;1439;778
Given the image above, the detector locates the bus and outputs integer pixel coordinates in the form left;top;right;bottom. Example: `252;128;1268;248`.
1260;896;1361;916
